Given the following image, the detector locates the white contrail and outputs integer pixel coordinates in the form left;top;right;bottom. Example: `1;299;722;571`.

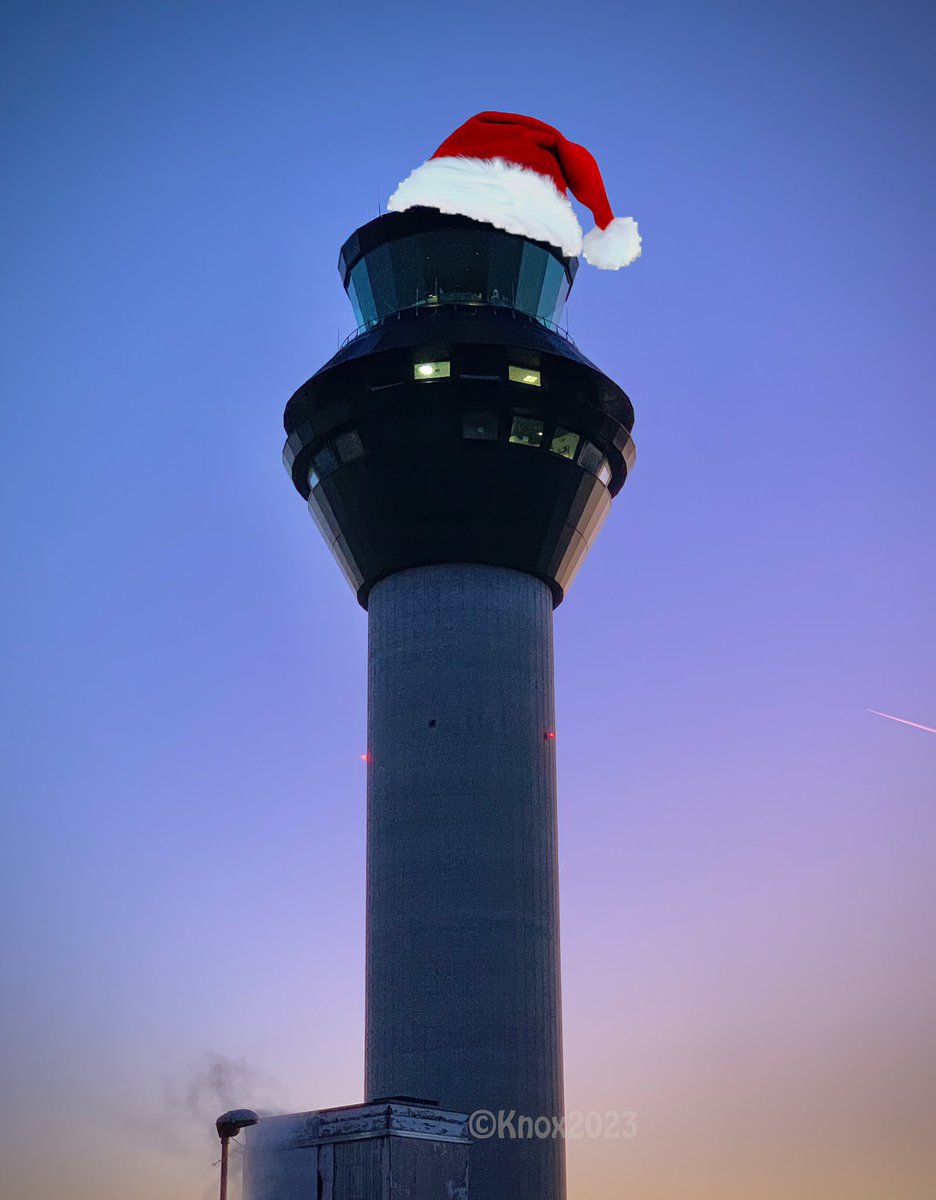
867;708;936;736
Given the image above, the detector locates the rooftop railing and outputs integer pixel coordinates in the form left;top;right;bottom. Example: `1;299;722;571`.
338;299;576;351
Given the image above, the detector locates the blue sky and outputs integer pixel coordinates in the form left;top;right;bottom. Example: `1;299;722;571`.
2;2;934;1197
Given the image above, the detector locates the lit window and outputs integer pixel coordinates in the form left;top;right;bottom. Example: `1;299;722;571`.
597;459;613;485
550;428;580;460
464;413;498;440
414;360;451;380
307;465;320;489
577;440;604;475
508;365;541;387
509;415;544;447
335;430;365;463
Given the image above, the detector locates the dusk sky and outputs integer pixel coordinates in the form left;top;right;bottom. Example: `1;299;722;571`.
2;2;934;1198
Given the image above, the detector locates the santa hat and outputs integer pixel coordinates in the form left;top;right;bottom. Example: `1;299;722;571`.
387;111;640;270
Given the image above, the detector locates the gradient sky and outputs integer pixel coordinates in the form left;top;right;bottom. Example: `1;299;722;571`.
2;2;935;1198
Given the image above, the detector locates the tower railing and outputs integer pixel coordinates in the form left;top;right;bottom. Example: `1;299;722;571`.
339;299;576;350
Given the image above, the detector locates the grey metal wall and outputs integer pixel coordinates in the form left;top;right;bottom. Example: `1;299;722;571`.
365;564;565;1200
242;1103;470;1200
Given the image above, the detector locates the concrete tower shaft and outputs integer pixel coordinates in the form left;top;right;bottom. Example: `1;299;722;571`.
366;564;562;1200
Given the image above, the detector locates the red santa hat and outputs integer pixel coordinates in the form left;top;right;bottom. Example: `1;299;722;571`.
387;111;641;270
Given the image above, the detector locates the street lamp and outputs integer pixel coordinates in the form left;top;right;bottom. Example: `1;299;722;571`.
215;1109;259;1200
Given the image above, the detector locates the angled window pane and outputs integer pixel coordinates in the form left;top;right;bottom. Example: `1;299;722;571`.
509;415;544;447
538;256;565;324
516;242;548;316
313;442;339;478
463;413;499;440
549;428;580;460
335;430;365;463
577;440;604;475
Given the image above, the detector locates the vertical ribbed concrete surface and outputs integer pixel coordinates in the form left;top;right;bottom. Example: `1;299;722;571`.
365;564;565;1200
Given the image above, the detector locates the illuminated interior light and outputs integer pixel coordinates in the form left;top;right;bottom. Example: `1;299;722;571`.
509;415;545;447
509;365;541;386
414;360;451;380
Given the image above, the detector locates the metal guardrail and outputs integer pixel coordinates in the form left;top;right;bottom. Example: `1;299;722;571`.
338;302;576;351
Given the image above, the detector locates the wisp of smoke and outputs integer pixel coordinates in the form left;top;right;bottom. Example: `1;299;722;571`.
119;1051;288;1199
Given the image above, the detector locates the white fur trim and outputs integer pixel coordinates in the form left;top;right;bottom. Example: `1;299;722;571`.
582;217;642;269
388;156;583;257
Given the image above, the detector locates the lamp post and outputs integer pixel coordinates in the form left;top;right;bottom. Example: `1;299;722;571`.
216;1109;259;1200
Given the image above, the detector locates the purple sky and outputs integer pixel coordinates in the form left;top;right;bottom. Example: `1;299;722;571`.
2;2;934;1197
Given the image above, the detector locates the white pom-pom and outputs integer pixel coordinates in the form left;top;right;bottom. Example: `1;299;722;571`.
582;216;641;269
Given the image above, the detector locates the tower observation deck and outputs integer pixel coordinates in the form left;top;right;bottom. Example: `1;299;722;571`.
265;206;635;1200
283;207;635;606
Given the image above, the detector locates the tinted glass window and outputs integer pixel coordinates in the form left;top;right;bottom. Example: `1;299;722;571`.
464;413;499;440
516;242;548;315
550;428;580;459
539;255;568;325
509;416;545;447
335;431;365;463
348;261;378;327
313;443;339;478
578;441;604;475
348;228;571;325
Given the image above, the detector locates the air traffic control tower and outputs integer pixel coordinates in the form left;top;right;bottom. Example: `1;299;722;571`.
242;207;635;1200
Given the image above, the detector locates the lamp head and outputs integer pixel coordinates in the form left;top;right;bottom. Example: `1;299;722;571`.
216;1109;259;1140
